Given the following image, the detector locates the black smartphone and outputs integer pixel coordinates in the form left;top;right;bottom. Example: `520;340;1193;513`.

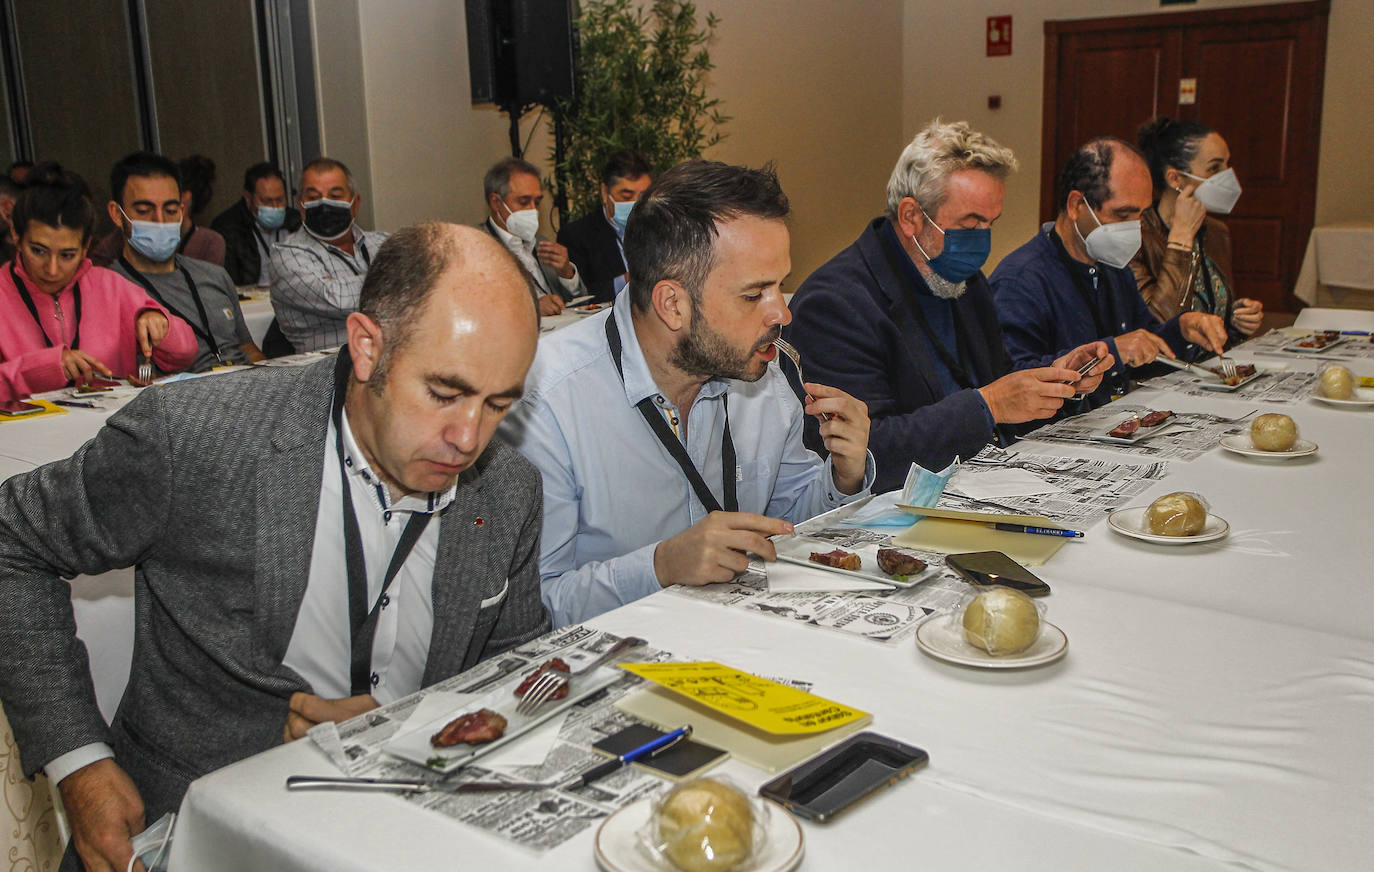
945;551;1051;597
757;732;928;823
0;399;45;417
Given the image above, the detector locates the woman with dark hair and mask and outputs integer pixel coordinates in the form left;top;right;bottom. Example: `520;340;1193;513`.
1133;116;1263;339
0;162;196;401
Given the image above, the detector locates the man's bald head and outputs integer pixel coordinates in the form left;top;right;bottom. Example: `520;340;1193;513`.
1056;137;1151;214
358;222;535;371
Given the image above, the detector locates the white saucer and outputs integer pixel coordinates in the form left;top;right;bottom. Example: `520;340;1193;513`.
595;796;804;872
1310;386;1374;407
1107;506;1230;544
915;612;1068;669
1218;434;1318;459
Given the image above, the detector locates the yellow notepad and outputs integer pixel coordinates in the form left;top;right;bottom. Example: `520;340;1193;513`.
891;505;1069;566
618;661;868;735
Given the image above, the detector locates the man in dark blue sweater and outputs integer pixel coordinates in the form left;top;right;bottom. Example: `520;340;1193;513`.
786;120;1111;493
990;138;1227;404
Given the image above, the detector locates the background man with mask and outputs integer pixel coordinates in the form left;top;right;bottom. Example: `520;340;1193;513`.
501;160;876;628
990;137;1227;404
107;151;264;371
480;157;585;316
0;174;22;264
270;157;388;352
787;120;1110;493
557;150;653;303
213;161;301;288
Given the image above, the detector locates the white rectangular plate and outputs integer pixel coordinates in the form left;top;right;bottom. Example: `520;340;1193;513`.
384;667;621;773
1088;419;1191;445
771;535;937;588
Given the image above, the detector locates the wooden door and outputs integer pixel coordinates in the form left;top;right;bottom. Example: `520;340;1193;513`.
1042;1;1329;312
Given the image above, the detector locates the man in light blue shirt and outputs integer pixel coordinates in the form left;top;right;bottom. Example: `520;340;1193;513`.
501;160;876;627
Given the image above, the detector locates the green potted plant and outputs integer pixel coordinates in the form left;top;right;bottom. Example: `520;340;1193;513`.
550;0;729;221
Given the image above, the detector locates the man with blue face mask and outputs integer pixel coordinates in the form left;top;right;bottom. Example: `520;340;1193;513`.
786;120;1111;492
107;152;264;371
558;150;654;303
990;138;1227;404
269;157;389;352
212;162;302;288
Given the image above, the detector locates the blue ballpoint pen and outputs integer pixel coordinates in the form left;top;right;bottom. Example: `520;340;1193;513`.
991;523;1083;539
558;725;693;789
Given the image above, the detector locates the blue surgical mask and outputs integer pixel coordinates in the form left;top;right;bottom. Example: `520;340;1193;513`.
611;199;635;229
256;205;287;230
120;207;181;263
913;207;991;283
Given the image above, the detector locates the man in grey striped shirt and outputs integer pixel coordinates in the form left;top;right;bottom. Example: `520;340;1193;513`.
269;157;388;352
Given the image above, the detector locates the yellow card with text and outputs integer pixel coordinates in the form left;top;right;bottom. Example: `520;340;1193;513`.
618;661;868;735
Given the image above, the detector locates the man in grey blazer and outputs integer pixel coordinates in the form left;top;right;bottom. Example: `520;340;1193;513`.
480;156;587;316
0;222;549;872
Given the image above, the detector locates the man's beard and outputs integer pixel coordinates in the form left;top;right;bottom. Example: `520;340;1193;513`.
922;267;967;300
670;310;779;382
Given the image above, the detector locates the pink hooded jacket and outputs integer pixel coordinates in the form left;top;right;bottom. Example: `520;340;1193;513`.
0;258;198;401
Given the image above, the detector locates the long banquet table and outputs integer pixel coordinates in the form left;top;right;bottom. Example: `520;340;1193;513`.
2;326;1371;871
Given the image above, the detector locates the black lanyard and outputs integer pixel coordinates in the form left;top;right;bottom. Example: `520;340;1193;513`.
325;238;370;276
330;350;434;695
1049;229;1119;337
875;229;979;390
605;313;738;513
118;255;223;362
11;263;81;350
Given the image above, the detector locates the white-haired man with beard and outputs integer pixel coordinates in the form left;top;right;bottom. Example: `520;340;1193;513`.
500;160;875;627
786;119;1112;493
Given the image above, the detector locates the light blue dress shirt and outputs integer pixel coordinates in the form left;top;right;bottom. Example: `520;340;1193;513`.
608;212;628;297
499;292;875;627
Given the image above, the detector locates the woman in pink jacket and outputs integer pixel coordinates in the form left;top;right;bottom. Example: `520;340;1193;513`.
1;163;197;401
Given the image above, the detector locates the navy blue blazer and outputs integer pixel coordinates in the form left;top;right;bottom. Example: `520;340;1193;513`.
786;218;1013;494
989;225;1189;404
557;209;624;303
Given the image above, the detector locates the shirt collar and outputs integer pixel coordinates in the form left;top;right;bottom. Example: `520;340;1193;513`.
610;291;730;410
337;408;456;515
488;217;531;252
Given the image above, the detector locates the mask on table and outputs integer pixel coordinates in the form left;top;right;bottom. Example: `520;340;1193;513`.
126;811;176;872
912;207;991;283
499;199;540;242
302;197;355;240
120;207;181;263
1181;167;1242;215
1075;201;1141;270
256;204;287;230
610;199;635;230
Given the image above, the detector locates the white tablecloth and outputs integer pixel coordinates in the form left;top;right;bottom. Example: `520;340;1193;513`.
163;340;1374;872
1292;221;1374;307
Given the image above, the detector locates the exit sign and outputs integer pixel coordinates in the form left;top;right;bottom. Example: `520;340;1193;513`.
987;16;1012;57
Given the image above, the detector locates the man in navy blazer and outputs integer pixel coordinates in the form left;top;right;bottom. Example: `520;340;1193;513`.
557;151;653;303
786;120;1111;493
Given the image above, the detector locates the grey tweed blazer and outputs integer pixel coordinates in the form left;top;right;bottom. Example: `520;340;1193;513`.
0;355;550;818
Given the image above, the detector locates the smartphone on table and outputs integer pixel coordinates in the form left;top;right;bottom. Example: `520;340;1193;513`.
0;399;45;417
757;732;928;822
945;550;1051;597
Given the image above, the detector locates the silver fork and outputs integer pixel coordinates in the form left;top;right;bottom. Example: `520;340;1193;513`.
1191;408;1259;425
1218;356;1239;383
136;353;153;383
515;636;646;716
772;338;831;421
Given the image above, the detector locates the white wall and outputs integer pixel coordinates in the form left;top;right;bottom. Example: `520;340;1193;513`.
901;0;1373;269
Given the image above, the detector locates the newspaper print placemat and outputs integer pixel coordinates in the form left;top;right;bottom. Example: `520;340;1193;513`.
1139;368;1321;404
1027;403;1255;460
1244;329;1374;362
317;626;678;853
936;446;1170;528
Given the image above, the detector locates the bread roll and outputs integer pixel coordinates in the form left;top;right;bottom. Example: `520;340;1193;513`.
657;778;755;872
1320;366;1355;400
962;587;1040;656
1250;413;1298;451
1146;492;1207;536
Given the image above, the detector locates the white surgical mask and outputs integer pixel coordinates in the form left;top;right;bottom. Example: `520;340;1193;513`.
1075;202;1141;270
498;198;539;243
1182;167;1242;214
